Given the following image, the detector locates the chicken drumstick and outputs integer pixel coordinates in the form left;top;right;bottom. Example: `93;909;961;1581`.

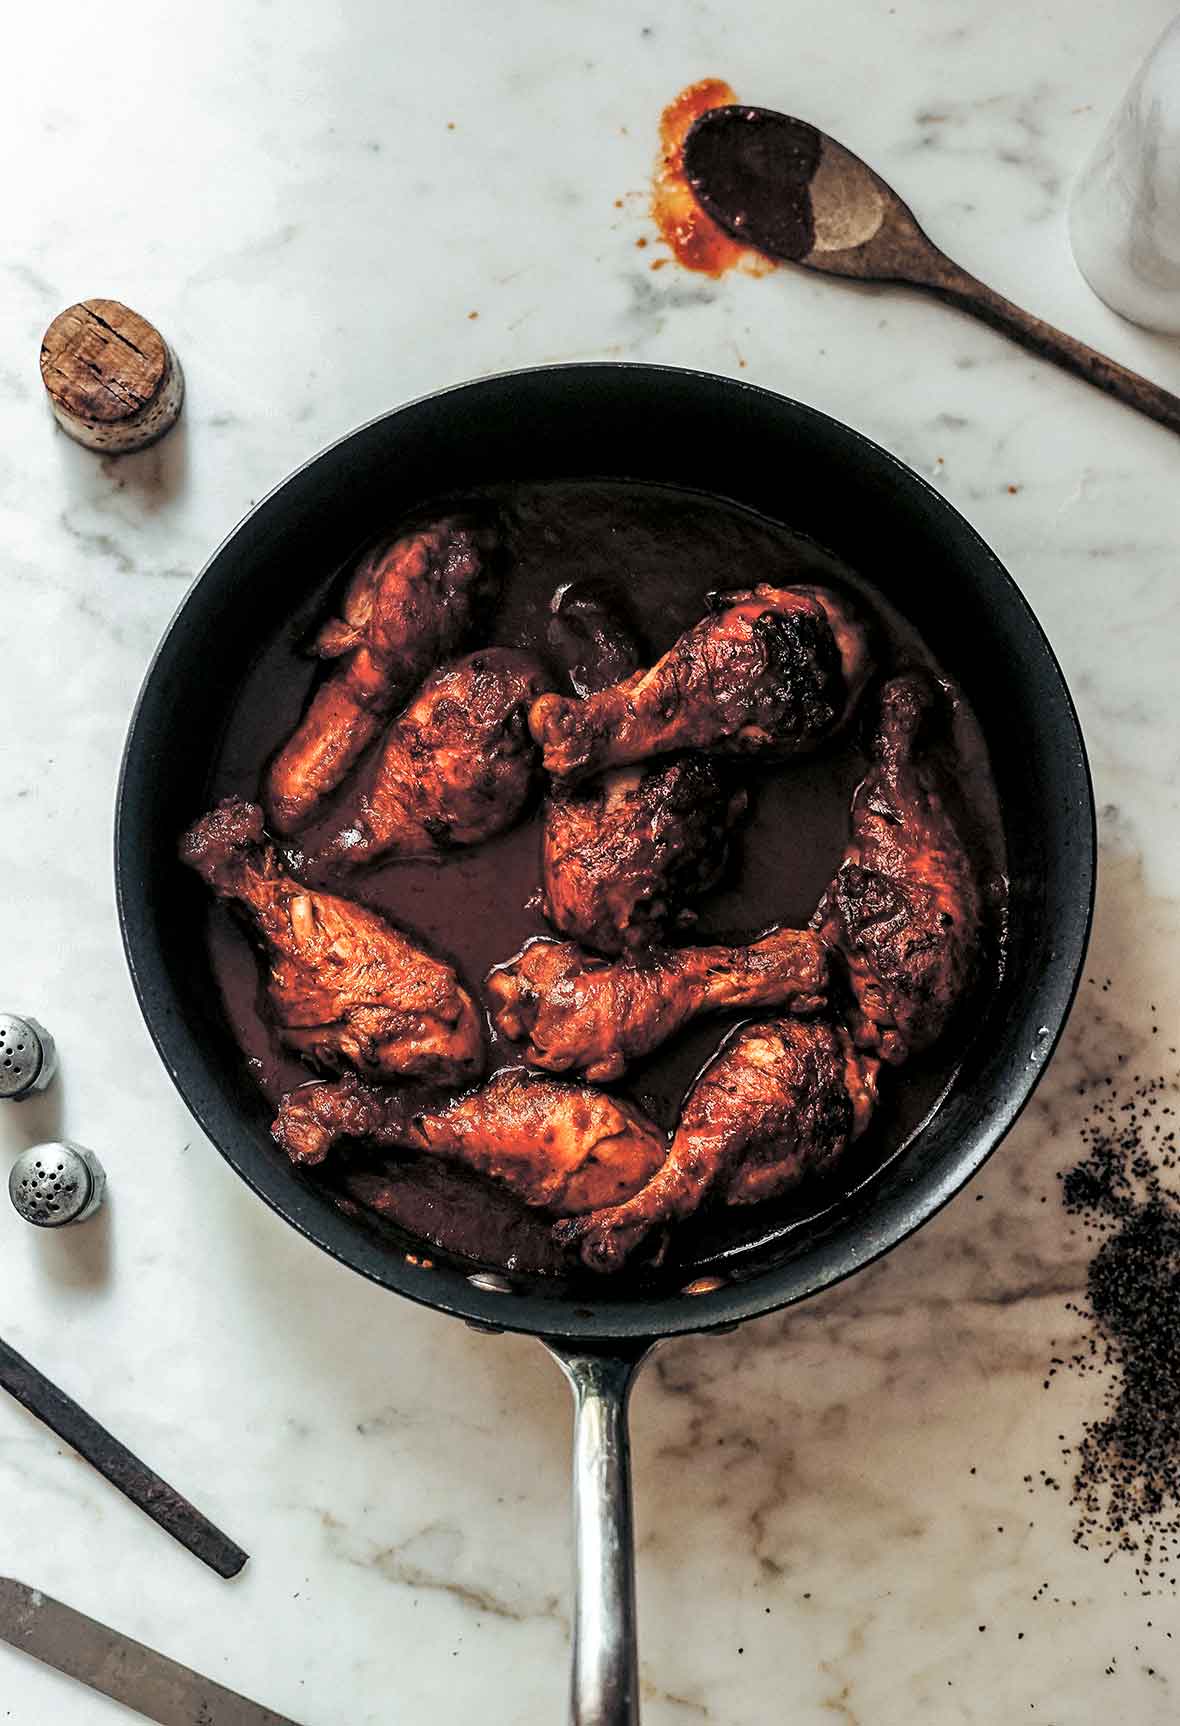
272;1069;665;1214
812;672;983;1064
557;1017;878;1272
530;583;869;783
539;584;745;954
487;928;829;1081
266;516;495;832
542;754;747;955
311;649;548;870
180;797;483;1084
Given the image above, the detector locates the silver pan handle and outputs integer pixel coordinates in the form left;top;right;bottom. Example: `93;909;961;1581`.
545;1341;655;1726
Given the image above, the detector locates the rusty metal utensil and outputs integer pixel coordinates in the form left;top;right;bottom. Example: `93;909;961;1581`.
683;104;1180;435
0;1579;297;1724
0;1339;247;1578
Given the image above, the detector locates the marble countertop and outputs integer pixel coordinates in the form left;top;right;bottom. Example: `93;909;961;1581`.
4;1;1180;1720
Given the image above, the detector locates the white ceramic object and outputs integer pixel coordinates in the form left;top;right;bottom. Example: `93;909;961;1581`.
1070;16;1180;332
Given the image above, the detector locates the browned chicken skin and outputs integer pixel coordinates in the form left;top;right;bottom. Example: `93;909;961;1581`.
272;1069;665;1214
265;517;495;832
530;584;870;783
311;649;549;870
542;754;747;955
812;673;983;1064
557;1017;879;1272
180;798;483;1084
487;928;830;1081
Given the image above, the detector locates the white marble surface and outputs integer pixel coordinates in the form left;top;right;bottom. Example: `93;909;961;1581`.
3;2;1180;1721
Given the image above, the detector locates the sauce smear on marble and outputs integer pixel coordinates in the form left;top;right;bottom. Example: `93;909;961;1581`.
651;79;775;276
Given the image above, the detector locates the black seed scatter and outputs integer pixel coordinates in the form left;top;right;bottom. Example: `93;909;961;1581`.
1049;1035;1180;1593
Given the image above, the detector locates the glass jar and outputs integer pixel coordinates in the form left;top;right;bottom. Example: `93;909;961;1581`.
1070;16;1180;333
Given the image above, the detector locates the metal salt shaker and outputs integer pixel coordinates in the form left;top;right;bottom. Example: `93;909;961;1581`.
9;1142;106;1227
0;1014;57;1102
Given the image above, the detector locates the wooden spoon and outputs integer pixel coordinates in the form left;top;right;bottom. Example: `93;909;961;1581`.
683;104;1180;435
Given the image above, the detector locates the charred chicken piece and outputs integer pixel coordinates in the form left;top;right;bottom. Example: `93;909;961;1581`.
543;582;731;956
180;798;483;1084
557;1017;878;1272
311;649;549;869
530;583;870;783
546;575;743;959
546;579;642;698
487;927;830;1081
541;754;747;956
812;673;983;1064
265;516;496;832
272;1069;665;1214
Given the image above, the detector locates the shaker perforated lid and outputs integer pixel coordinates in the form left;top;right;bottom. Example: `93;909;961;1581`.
9;1142;105;1227
0;1015;55;1100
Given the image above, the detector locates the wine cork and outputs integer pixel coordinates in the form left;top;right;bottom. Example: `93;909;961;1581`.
39;298;184;454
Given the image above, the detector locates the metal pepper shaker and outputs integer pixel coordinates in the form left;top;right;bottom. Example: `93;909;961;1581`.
0;1015;57;1102
9;1143;106;1227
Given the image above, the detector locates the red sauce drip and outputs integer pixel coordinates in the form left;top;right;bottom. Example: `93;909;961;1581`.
651;79;776;277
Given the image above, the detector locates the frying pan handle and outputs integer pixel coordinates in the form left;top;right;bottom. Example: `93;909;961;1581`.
545;1340;655;1726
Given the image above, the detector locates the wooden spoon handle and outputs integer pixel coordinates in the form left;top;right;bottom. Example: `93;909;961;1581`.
923;257;1180;435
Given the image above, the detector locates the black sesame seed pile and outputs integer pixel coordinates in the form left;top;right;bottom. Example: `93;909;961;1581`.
1054;1053;1180;1589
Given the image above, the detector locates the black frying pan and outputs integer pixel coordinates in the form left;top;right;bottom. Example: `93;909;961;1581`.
116;364;1094;1724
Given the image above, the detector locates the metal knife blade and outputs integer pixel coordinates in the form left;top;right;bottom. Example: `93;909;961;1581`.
0;1578;303;1725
